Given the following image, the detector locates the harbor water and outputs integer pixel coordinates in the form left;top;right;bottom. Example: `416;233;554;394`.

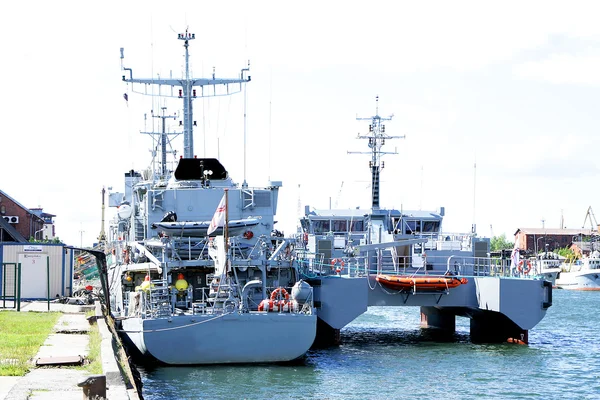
136;290;599;399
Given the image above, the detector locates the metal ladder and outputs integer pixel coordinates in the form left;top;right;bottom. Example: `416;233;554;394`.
147;280;172;318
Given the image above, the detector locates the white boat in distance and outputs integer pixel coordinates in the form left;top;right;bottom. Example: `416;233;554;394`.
556;251;600;290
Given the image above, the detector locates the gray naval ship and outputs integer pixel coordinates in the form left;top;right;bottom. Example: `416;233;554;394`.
299;97;552;345
106;31;316;365
101;31;551;366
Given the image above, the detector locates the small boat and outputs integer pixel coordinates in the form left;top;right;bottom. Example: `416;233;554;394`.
376;274;468;291
152;218;260;237
555;251;600;290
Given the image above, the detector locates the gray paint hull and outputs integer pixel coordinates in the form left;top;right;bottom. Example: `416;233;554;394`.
122;312;317;364
312;275;549;331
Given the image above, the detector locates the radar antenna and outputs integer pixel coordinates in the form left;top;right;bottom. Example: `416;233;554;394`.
120;30;251;158
140;107;181;179
348;96;405;209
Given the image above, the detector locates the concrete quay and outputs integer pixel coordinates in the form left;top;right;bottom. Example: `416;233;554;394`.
0;301;140;400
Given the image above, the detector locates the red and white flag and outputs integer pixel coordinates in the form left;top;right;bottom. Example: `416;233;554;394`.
510;237;520;271
207;194;226;235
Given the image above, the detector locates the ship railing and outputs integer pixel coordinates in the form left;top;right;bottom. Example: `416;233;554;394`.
294;251;369;279
186;284;314;315
295;250;326;277
164;236;257;262
170;237;211;260
187;279;241;315
371;254;541;279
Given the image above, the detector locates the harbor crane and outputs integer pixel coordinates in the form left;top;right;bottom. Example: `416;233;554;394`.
582;206;599;232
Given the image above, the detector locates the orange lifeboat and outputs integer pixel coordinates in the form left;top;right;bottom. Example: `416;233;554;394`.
376;275;468;291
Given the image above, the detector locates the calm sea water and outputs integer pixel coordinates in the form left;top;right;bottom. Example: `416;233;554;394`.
136;290;600;399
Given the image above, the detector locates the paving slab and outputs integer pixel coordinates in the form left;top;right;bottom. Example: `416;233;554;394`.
20;302;94;314
5;369;90;400
0;377;19;400
33;315;89;365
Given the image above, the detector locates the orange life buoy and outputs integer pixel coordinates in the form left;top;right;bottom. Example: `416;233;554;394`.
330;258;345;273
243;230;254;239
517;260;532;274
270;287;290;301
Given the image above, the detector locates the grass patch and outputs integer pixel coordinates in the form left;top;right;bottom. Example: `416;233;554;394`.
82;320;102;375
0;311;61;376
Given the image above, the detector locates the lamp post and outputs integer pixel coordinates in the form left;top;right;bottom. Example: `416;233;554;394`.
34;227;45;241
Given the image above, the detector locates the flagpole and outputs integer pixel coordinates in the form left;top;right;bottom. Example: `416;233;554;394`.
224;189;229;254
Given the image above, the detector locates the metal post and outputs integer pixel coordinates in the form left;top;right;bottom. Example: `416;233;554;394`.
47;256;50;311
77;375;106;399
17;263;21;312
2;263;5;308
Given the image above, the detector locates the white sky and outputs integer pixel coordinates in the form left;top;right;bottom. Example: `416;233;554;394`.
2;1;600;246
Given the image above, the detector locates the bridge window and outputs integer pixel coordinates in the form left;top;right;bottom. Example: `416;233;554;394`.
405;220;421;233
350;220;364;232
422;221;440;233
312;220;330;234
331;220;347;232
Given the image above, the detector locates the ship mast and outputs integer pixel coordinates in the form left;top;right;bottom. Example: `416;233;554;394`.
98;187;106;244
120;29;251;158
349;96;405;209
140;107;180;179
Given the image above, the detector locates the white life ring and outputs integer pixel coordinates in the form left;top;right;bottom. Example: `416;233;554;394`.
331;258;345;273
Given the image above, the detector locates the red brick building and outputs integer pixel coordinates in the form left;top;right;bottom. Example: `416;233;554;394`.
514;227;593;254
0;190;48;242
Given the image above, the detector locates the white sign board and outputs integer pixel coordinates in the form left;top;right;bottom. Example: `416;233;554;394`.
23;245;43;252
18;253;48;299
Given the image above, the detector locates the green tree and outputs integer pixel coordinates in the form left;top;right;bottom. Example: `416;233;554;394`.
556;246;578;263
490;234;513;251
28;236;64;244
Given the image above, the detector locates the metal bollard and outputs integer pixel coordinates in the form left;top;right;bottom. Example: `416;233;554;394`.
77;374;106;399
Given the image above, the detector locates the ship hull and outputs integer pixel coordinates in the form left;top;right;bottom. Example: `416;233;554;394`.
556;271;600;290
121;312;317;364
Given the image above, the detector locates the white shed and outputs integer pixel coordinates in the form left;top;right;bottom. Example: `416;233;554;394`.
0;243;75;301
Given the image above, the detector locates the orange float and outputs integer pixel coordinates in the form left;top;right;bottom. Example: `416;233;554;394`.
376;275;468;291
